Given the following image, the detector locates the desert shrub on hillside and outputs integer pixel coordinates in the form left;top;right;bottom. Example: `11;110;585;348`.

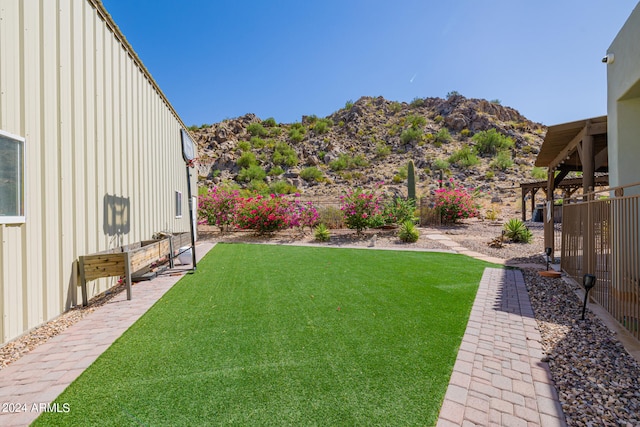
448;146;479;168
300;167;323;182
247;123;268;137
237;140;251;152
490;151;513;171
313;118;332;134
406;114;427;129
237;151;257;168
472;128;514;156
401;127;422;144
435;128;452;144
329;154;368;171
268;166;284;176
238;165;266;182
273;142;298;167
432;158;450;171
531;166;547;180
261;117;277;127
250;137;266;149
375;142;391;158
288;128;304;143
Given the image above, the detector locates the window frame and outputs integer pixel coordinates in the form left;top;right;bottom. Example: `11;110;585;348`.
0;129;26;224
175;190;183;219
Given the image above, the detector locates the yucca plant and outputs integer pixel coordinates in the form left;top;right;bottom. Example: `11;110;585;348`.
398;220;419;243
314;223;331;242
503;218;533;243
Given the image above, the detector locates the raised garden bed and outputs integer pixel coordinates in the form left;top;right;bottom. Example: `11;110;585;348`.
78;232;191;306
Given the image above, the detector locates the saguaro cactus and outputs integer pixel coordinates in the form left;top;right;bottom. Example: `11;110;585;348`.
407;160;416;201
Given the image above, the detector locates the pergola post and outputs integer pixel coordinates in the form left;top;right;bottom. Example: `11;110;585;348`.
544;170;556;254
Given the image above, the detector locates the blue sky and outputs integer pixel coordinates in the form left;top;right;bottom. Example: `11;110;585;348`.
102;0;638;127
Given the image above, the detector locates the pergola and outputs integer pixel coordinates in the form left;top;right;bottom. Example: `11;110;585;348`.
533;116;609;253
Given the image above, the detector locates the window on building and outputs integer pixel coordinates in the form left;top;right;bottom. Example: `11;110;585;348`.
0;130;25;224
175;190;182;218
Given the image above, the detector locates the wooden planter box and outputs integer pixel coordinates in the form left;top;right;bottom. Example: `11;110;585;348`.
78;232;191;306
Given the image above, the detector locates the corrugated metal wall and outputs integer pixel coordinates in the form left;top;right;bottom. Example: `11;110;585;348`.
0;0;196;344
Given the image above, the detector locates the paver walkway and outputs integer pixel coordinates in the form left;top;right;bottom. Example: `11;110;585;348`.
0;236;567;426
437;267;566;427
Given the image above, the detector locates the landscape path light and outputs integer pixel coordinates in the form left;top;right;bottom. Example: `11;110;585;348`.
545;247;553;270
581;274;597;320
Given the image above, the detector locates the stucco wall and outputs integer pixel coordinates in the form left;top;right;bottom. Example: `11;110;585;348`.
0;0;195;344
606;2;640;192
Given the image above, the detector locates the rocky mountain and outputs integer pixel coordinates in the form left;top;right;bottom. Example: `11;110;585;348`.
192;94;546;207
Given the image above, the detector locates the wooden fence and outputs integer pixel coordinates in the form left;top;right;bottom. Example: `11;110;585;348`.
562;183;640;340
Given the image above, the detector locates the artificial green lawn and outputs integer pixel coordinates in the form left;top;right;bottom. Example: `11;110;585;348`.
35;244;495;426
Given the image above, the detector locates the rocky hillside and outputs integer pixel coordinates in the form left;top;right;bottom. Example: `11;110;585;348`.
192;94;546;207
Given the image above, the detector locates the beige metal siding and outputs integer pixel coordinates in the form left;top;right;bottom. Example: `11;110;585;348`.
0;0;195;344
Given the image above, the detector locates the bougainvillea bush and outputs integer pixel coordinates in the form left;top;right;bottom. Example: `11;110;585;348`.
433;180;480;223
340;187;383;233
286;198;320;232
198;187;239;231
235;194;291;234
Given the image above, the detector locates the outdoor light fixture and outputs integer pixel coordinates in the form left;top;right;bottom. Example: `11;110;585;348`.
545;247;553;270
581;274;597;320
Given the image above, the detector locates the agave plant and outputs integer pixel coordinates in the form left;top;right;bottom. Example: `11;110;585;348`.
503;218;533;243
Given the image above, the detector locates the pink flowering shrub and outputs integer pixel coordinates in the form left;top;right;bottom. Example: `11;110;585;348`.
198;187;239;231
235;194;290;234
287;198;319;232
340;187;383;233
434;180;480;223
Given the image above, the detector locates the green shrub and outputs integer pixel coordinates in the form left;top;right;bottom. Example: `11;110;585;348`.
460;128;471;138
503;218;533;243
329;154;368;171
490;151;513;170
246;123;268;137
434;115;444;123
531;166;547;180
398;220;420;243
250;137;266;149
269;180;297;195
406;114;427;129
288;128;305;143
485;170;495;180
345;100;354;110
400;127;423;144
237;140;251;152
383;198;416;225
237;151;257;168
390;101;403;113
448;146;479;168
314;223;331;242
409;97;425;108
375;142;391;158
446;90;461;99
262;117;277;127
269;127;282;137
300;167;323;182
472;128;514;156
313;118;332;134
238;165;266;182
268;166;284;176
273;142;298;167
435;128;452;144
432;158;450;171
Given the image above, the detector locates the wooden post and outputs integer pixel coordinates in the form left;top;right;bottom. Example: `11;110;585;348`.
545;170;556;254
124;251;132;301
79;256;88;306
